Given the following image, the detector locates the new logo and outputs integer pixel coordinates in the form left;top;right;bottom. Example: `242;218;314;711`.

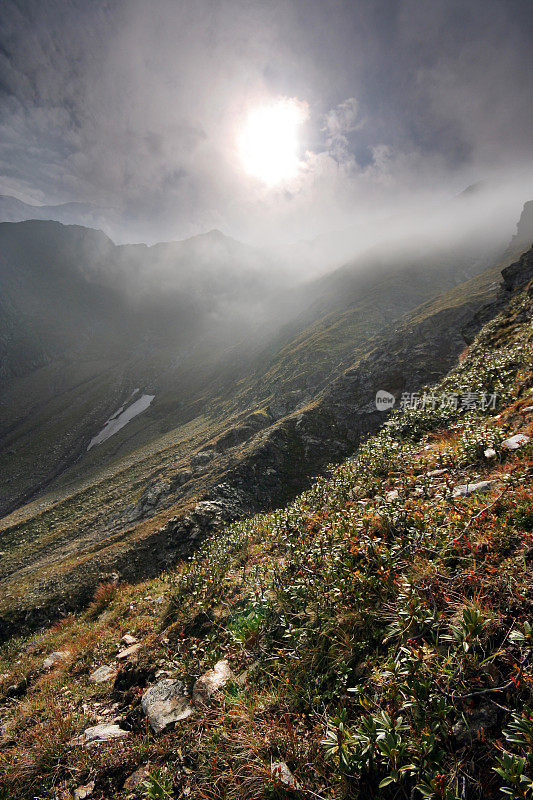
375;390;396;411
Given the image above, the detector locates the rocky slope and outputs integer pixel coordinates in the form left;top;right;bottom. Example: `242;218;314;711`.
0;206;531;634
1;242;529;638
2;201;520;520
0;252;531;800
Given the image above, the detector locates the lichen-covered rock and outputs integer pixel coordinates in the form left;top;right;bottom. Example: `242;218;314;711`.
42;651;69;670
88;665;117;684
271;761;300;789
141;679;194;733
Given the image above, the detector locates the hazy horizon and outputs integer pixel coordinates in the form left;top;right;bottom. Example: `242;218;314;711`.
1;0;532;253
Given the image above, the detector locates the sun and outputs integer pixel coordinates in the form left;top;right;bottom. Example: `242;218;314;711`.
238;98;308;186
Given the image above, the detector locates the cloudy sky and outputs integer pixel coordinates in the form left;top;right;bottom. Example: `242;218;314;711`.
1;0;532;245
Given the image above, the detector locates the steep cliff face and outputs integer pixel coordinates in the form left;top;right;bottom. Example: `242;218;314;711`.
511;199;533;251
502;244;533;291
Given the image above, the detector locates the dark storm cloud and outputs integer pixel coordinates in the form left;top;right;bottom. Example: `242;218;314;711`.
0;0;532;244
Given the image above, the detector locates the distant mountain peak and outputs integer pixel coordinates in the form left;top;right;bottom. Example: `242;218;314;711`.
456;180;488;199
513;200;533;247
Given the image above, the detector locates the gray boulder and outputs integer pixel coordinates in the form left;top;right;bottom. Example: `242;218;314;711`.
452;705;498;744
141;678;194;733
42;651;69;670
89;665;117;684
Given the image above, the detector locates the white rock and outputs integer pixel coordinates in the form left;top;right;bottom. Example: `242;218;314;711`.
42;651;69;670
141;679;194;733
502;434;530;450
89;665;117;684
74;781;95;800
427;468;448;477
452;480;496;498
521;405;533;412
271;761;300;790
484;447;497;459
117;642;141;660
385;490;399;502
155;669;174;679
121;633;138;646
73;723;130;747
193;660;234;705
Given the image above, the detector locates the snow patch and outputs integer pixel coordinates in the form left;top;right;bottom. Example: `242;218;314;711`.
88;394;155;450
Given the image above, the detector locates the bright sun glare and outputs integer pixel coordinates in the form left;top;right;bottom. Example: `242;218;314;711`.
238;98;308;186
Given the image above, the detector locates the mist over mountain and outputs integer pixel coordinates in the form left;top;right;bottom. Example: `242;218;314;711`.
1;193;530;523
0;194;113;230
1;3;533;797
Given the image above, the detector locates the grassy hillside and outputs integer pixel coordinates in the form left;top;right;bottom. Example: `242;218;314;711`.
0;252;531;799
0;215;512;518
0;250;509;637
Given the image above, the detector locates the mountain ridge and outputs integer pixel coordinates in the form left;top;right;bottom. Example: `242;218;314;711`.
0;240;531;799
1;244;530;637
0;204;532;634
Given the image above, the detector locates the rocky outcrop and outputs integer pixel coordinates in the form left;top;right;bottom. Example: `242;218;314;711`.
509;201;533;254
125;471;194;522
502;245;533;292
461;245;533;343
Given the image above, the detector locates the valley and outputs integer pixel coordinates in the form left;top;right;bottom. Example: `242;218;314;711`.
1;203;531;636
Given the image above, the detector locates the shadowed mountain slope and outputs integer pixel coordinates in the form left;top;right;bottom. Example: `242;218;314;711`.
0;205;532;634
2;241;531;636
0;239;532;800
